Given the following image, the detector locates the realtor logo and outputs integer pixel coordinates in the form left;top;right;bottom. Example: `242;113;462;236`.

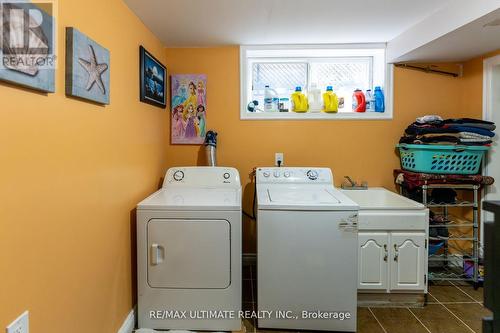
1;0;57;74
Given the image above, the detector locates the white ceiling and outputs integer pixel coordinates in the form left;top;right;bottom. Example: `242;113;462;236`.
123;0;454;47
391;8;500;62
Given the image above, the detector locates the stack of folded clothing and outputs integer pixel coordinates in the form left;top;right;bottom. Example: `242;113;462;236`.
399;115;496;146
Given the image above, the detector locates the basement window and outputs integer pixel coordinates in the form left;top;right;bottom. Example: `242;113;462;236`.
240;45;393;120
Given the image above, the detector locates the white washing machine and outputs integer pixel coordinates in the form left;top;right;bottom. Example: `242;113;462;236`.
137;167;241;331
256;167;359;332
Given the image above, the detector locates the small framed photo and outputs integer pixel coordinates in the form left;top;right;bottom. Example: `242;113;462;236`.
139;46;167;108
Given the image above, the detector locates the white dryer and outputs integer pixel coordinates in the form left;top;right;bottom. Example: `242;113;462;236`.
137;167;241;331
256;167;359;332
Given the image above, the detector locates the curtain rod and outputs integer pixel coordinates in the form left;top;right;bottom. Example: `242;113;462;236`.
394;63;459;77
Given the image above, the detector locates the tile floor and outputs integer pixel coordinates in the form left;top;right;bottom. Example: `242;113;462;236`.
242;265;492;333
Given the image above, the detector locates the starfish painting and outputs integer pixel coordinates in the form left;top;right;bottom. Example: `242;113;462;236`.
78;45;108;94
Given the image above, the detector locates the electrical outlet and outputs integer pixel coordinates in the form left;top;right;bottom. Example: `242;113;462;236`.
6;311;29;333
275;152;284;166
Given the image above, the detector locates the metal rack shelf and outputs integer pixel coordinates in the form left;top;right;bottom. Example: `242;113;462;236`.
428;272;476;281
400;183;480;288
427;202;475;208
429;223;476;228
428;263;476;281
429;254;478;262
429;236;476;241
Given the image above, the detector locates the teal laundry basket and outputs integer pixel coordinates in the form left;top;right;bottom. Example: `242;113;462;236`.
397;144;489;175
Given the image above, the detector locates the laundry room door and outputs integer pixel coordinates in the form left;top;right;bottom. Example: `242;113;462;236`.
147;219;231;289
483;55;500;231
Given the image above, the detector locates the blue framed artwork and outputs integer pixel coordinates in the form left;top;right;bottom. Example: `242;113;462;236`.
139;46;166;108
65;27;110;104
0;2;56;92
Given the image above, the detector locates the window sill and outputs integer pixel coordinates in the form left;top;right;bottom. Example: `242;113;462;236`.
240;111;393;120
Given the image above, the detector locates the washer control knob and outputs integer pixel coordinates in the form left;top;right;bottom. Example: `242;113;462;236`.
284;171;291;178
173;170;184;181
223;172;230;179
263;171;270;178
307;170;319;180
273;171;280;178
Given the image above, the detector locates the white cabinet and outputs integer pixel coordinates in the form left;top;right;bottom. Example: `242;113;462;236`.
358;233;388;290
390;232;426;291
358;231;427;292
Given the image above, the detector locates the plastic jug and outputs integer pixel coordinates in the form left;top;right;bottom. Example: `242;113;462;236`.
365;89;374;111
308;83;322;112
374;86;385;112
322;86;339;113
291;86;308;112
352;89;366;112
264;85;279;112
279;98;290;112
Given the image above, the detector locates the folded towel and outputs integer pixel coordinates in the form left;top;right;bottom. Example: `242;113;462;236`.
459;138;492;143
416;115;443;124
459;132;492;140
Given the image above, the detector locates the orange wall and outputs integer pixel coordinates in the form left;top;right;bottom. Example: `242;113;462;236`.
164;47;474;252
461;50;500;116
0;0;168;332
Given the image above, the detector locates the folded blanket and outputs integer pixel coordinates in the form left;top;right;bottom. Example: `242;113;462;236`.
406;124;495;137
420;133;459;138
416;132;491;140
394;169;495;190
443;118;496;131
415;135;460;144
442;125;495;137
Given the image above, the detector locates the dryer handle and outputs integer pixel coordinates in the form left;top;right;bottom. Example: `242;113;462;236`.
151;243;164;265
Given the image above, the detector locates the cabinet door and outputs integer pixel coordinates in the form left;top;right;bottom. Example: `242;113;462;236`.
358;232;388;290
390;232;426;291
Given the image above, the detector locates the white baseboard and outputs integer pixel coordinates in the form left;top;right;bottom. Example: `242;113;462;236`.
118;308;136;333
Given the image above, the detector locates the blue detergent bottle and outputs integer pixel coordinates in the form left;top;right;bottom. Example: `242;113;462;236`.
374;86;385;112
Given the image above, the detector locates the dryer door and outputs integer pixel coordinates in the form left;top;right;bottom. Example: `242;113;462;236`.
147;219;231;289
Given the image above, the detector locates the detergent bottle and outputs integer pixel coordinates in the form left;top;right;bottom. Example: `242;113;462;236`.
352;89;366;112
374;86;385;112
291;86;308;112
322;86;339;113
308;83;322;112
264;85;279;112
365;89;374;111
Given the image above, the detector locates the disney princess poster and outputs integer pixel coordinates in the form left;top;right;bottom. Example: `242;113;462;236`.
171;74;207;144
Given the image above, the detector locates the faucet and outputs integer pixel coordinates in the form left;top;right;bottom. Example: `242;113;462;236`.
341;176;368;190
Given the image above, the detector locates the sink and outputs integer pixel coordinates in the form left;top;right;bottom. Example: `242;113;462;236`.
340;187;425;210
340;187;428;231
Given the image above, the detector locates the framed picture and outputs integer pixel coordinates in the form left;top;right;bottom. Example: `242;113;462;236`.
66;27;110;104
140;46;166;108
171;74;207;145
0;2;55;92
